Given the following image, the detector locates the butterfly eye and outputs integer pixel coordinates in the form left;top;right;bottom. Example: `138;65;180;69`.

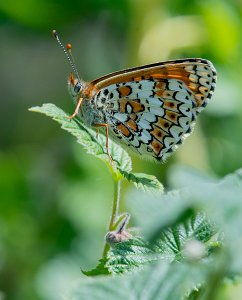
74;81;82;93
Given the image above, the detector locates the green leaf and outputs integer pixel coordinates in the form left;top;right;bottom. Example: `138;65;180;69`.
29;104;132;176
29;103;163;191
186;168;242;275
157;213;216;260
129;166;242;281
82;258;110;276
69;212;220;299
104;214;216;274
81;213;213;277
106;237;161;274
70;260;208;300
119;170;164;193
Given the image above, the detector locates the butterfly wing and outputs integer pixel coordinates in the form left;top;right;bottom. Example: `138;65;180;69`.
85;59;217;161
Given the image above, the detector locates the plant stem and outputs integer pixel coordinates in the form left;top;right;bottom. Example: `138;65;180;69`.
102;178;121;258
109;179;121;231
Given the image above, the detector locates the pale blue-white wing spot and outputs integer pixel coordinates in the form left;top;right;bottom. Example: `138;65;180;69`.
94;79;196;159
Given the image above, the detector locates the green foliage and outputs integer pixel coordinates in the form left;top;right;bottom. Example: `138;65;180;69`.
105;214;215;275
69;169;242;300
71;261;208;300
29;103;242;299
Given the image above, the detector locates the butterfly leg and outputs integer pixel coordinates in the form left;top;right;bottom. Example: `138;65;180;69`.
94;123;112;163
68;97;83;119
96;128;99;139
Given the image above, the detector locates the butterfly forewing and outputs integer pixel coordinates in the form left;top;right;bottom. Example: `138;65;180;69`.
83;59;216;161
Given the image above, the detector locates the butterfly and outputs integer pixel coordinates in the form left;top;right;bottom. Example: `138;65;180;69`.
53;30;217;162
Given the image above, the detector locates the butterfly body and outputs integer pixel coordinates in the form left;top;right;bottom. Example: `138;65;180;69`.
67;58;216;161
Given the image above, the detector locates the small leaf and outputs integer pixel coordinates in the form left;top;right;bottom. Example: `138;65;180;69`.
82;258;110;276
120;170;164;192
29;103;132;176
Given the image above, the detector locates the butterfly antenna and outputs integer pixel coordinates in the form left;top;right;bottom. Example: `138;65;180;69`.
52;30;81;81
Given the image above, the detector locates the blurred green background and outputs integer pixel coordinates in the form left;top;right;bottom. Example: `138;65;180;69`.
0;0;242;299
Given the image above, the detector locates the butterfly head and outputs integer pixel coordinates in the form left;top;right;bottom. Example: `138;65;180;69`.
67;73;84;101
52;30;84;102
